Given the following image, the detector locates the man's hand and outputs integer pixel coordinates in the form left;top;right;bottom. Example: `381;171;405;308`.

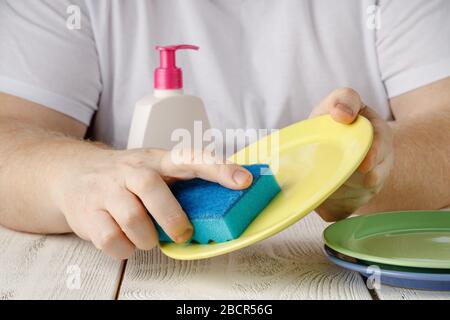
52;148;253;260
309;88;394;222
0;93;254;260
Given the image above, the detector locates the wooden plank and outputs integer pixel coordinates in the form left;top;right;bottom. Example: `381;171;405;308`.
0;225;123;299
119;213;372;300
374;286;450;300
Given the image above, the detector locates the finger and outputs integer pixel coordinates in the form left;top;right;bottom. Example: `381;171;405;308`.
158;149;253;190
363;152;394;189
88;210;135;260
358;107;393;173
316;192;374;222
316;205;352;223
105;190;159;250
125;168;193;243
339;170;366;189
318;156;392;222
310;88;363;124
326;183;371;200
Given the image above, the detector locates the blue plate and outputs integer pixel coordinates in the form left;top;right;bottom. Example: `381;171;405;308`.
324;246;450;291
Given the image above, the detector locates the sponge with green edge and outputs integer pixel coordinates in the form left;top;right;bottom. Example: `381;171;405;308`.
158;164;281;244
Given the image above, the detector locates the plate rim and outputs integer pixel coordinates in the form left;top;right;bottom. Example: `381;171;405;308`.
324;247;450;282
323;210;450;269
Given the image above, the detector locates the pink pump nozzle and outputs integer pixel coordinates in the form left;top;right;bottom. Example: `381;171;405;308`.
154;44;199;90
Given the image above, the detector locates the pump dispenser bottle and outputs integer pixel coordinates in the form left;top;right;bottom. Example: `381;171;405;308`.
127;44;210;150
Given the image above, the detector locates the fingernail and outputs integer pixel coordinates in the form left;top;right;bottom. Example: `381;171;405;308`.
233;169;251;186
336;103;354;116
175;227;193;243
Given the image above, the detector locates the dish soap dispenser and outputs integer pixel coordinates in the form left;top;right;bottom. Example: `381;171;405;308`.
127;44;210;150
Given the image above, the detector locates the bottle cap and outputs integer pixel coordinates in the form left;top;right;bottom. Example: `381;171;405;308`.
154;44;199;90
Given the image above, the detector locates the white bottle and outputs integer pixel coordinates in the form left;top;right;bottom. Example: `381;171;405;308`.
127;44;210;150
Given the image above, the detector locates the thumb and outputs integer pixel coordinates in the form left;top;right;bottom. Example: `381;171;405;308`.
311;88;363;124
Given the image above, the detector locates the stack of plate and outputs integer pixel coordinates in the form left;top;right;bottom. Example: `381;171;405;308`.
323;210;450;290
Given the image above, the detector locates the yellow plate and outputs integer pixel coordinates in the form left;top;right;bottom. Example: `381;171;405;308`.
160;115;373;260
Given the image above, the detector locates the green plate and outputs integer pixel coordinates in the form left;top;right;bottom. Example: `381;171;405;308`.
323;211;450;269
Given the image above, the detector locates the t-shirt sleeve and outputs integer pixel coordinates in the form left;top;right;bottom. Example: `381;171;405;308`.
0;0;101;125
377;0;450;98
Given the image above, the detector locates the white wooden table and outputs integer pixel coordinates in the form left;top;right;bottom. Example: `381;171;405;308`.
1;213;449;300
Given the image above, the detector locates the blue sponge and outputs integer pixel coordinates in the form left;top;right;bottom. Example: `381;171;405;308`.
158;164;281;244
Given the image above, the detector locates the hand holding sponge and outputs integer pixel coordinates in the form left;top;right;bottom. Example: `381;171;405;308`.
158;164;281;244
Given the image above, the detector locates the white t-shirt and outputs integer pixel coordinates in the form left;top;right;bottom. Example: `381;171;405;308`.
0;0;449;149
